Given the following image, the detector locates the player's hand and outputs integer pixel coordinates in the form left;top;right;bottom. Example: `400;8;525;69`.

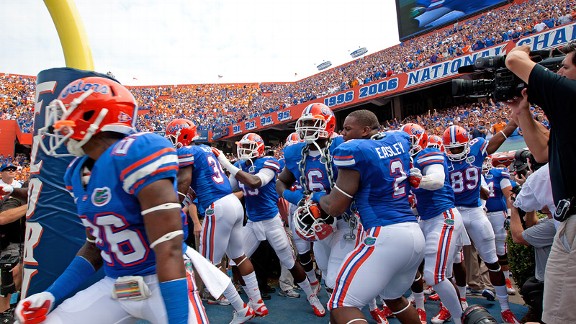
16;292;55;324
409;168;422;188
311;191;327;203
283;188;305;206
211;148;234;170
0;184;13;196
408;194;417;209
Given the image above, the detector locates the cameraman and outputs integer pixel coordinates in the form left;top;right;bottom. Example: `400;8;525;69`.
506;43;576;324
0;187;26;322
508;162;556;323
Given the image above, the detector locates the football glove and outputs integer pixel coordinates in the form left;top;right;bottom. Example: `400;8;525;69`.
16;292;55;324
409;167;423;188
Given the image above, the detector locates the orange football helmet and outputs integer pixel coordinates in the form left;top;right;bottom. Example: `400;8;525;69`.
401;123;428;156
295;103;336;143
165;118;198;148
285;132;303;147
236;133;265;160
293;199;336;242
427;134;445;152
443;125;470;161
38;76;137;157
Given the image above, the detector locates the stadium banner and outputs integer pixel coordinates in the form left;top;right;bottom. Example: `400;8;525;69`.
218;42;509;140
24;68;107;298
516;21;576;50
196;129;209;142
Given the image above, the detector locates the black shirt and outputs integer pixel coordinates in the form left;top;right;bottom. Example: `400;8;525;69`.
528;64;576;205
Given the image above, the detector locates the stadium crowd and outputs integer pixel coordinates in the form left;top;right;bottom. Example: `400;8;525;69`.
0;0;571;134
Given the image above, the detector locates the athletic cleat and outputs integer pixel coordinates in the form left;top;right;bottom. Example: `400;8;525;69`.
460;297;468;310
369;308;389;324
407;293;415;305
249;299;268;317
423;286;435;295
229;303;255;324
428;292;440;301
482;289;496;301
207;295;231;305
307;294;326;317
381;305;394;318
466;287;483;296
506;278;517;295
501;309;521;324
278;288;300;298
431;305;451;324
417;308;427;324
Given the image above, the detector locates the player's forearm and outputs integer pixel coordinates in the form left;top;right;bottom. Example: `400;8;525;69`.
235;170;262;189
486;122;517;154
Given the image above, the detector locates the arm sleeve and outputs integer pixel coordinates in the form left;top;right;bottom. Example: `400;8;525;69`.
255;168;276;187
500;178;512;190
419;164;445;190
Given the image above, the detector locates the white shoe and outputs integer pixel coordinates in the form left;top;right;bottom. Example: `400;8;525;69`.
229;303;255;324
307;294;326;317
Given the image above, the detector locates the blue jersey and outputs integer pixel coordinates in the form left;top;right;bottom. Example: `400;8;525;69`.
64;133;182;279
177;144;231;209
412;147;455;220
485;168;511;212
447;137;487;207
278;156;286;170
283;136;345;193
332;131;417;229
236;157;281;221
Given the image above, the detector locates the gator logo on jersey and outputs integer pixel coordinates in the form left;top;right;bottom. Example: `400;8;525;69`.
364;237;376;246
92;187;112;206
205;207;215;216
445;218;455;226
466;156;475;164
485;174;493;179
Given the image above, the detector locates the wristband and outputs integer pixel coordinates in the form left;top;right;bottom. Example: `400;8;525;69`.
46;256;96;303
159;278;189;324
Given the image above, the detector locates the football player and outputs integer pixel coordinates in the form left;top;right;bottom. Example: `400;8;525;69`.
482;156;515;294
275;103;361;298
442;124;521;324
213;132;326;317
165;118;263;323
16;77;205;323
402;123;465;324
313;109;425;324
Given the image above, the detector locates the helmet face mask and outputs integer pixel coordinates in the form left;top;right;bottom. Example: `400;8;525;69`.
236;133;265;160
38;77;137;157
295;103;335;143
483;156;493;173
293;199;335;242
165;119;198;148
443;125;470;161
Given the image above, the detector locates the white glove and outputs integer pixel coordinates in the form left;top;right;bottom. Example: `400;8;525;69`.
16;292;55;324
211;148;239;176
409;168;423;188
0;184;13;196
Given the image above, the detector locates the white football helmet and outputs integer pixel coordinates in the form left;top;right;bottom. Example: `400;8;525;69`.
293;198;335;242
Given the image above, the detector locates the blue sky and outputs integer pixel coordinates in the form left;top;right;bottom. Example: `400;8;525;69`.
0;0;400;85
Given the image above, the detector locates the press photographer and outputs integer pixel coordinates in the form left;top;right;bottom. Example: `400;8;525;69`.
505;43;576;324
508;161;555;323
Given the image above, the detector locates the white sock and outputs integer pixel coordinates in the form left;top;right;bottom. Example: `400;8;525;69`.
368;298;378;311
241;272;262;302
297;279;314;298
457;285;467;299
433;280;462;324
494;285;510;311
413;292;425;310
223;282;245;311
306;270;318;284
